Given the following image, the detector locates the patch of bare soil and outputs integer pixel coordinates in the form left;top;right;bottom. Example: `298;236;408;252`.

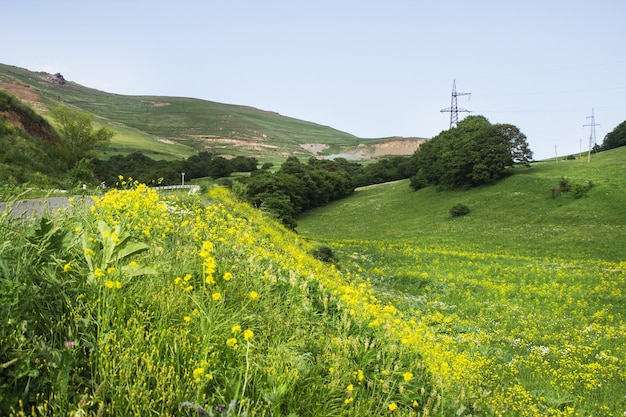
142;101;171;107
359;139;425;157
191;135;281;153
300;143;330;154
0;80;41;104
302;138;426;160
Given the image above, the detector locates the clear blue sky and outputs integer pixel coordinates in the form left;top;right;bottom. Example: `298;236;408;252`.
4;0;625;160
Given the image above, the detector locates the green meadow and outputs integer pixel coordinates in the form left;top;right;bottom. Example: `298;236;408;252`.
297;148;626;262
296;148;626;415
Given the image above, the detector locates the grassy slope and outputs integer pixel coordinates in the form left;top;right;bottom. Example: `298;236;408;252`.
297;147;626;262
296;148;626;414
0;64;196;160
0;63;371;161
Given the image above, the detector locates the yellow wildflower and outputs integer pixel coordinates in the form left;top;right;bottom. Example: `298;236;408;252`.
223;272;233;281
354;369;364;383
388;402;398;412
129;261;138;268
183;316;191;324
104;280;122;289
212;292;222;301
192;367;204;382
403;372;413;382
94;268;106;278
226;338;238;349
249;291;260;300
243;329;254;341
84;248;94;257
63;263;72;272
231;325;242;334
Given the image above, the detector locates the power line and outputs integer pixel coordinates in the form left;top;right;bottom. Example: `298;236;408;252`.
440;80;471;128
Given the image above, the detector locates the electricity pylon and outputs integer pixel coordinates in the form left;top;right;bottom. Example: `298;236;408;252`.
441;80;471;128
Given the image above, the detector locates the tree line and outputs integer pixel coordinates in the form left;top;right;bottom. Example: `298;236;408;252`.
91;151;259;186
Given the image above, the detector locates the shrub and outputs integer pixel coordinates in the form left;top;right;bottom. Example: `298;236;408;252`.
311;245;339;264
571;181;593;199
552;177;593;199
551;177;571;198
450;204;470;217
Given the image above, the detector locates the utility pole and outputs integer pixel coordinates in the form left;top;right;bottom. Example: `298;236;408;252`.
583;108;599;163
441;80;471;129
555;145;558;163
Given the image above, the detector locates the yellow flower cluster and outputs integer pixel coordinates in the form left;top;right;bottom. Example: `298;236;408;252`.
192;360;213;384
104;280;122;289
91;181;172;240
328;239;626;415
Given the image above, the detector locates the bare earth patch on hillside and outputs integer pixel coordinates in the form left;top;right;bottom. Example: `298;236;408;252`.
0;79;43;109
191;135;285;155
300;143;330;154
302;138;426;160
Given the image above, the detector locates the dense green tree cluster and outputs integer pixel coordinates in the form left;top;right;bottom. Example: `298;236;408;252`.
92;152;258;186
600;120;626;151
236;157;355;228
410;116;532;190
351;156;417;187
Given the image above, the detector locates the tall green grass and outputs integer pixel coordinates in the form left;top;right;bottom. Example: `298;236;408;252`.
1;183;444;416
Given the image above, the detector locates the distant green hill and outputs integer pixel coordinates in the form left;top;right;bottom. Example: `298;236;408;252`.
0;63;425;162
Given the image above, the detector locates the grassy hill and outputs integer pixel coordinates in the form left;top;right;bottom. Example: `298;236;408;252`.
0;63;424;163
297;147;626;262
296;148;626;415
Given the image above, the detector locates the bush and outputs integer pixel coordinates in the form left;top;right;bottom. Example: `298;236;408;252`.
571;181;593;199
311;245;339;264
450;204;470;217
552;177;592;199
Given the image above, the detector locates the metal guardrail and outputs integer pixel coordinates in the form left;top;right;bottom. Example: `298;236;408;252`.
151;185;201;194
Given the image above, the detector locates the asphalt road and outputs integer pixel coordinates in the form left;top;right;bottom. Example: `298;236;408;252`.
0;196;91;217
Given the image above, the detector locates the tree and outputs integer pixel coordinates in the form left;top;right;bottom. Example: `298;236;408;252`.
601;120;626;151
206;156;233;178
497;123;533;166
410;116;531;190
50;106;114;165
